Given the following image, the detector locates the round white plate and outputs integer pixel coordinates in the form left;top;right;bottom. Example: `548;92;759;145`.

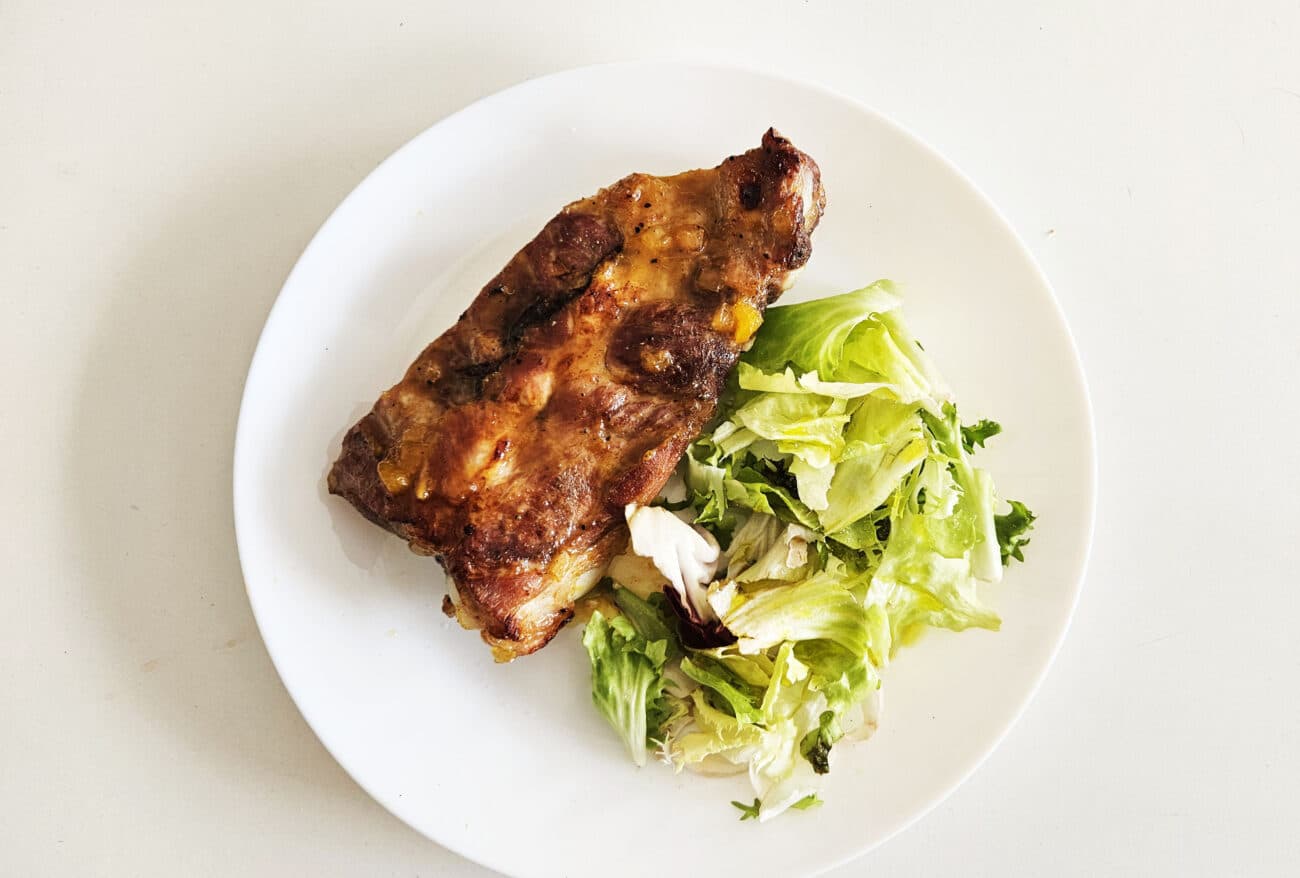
234;62;1094;878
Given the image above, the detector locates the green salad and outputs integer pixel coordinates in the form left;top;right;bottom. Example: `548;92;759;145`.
582;281;1035;821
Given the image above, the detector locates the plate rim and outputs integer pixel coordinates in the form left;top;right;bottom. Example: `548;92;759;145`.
233;59;1097;877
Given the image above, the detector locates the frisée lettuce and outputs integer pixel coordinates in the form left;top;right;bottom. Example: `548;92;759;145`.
581;281;1034;820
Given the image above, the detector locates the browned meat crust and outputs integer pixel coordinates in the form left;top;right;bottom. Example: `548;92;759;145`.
329;129;825;659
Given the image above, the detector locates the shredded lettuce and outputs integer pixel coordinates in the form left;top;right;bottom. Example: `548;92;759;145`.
585;281;1035;820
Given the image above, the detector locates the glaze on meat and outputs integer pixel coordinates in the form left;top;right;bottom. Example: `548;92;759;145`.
328;130;825;659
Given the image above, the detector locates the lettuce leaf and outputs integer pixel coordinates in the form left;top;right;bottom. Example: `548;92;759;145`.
921;404;1002;582
709;571;875;660
613;587;682;660
961;419;1003;453
742;281;904;379
684;449;819;540
737;362;896;399
869;411;1006;647
995;500;1036;564
729;516;816;583
818;397;928;534
680;654;764;723
725;512;785;578
582;612;671;767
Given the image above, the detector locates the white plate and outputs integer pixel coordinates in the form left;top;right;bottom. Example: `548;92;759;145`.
234;62;1094;878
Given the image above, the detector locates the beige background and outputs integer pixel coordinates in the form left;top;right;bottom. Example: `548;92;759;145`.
4;1;1299;875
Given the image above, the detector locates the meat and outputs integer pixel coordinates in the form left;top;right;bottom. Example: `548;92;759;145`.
328;129;825;660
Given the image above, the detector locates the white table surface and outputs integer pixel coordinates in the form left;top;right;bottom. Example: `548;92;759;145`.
4;1;1298;875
